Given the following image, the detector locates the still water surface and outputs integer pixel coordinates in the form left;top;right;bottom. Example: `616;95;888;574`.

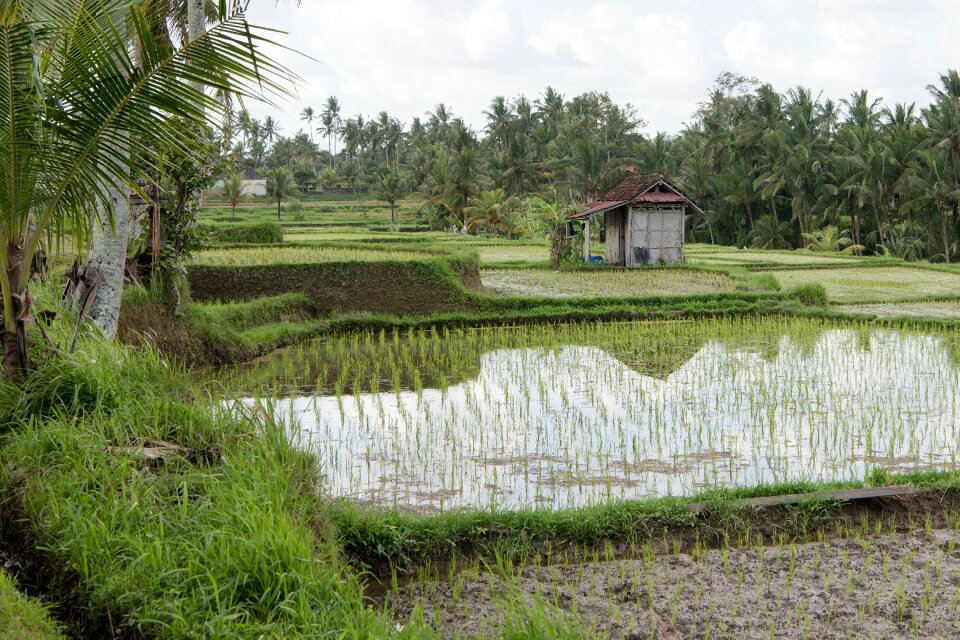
251;327;960;510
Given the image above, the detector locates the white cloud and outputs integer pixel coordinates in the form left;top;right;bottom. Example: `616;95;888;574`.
240;0;958;137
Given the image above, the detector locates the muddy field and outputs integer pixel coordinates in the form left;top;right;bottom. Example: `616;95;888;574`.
391;527;960;639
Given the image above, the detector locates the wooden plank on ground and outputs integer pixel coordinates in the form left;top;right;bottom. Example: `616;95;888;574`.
689;484;915;514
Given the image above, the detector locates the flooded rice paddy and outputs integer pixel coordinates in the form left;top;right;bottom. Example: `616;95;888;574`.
221;318;960;511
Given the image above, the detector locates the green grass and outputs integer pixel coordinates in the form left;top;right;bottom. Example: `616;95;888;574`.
0;572;63;640
763;266;960;302
0;300;435;638
191;245;432;265
328;468;960;576
475;244;549;265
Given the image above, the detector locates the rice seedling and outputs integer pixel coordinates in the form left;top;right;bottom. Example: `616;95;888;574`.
685;246;860;266
480;268;739;298
221;316;960;512
394;519;960;637
836;300;960;319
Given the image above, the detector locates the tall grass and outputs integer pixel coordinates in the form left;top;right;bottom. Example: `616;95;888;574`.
0;300;425;638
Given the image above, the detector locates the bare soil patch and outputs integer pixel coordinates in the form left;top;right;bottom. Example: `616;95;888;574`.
392;526;960;639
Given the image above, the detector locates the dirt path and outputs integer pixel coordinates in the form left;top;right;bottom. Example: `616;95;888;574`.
391;528;960;639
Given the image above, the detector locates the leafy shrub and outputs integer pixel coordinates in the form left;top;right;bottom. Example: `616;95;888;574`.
283;198;303;213
788;283;828;306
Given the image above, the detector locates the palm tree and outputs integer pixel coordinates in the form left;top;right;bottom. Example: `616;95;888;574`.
750;215;793;249
263;116;281;143
0;0;288;377
321;96;342;167
266;168;295;220
377;172;406;222
483;96;513;150
925;71;960;244
527;196;577;263
903;147;960;262
300;106;316;143
801;225;864;254
223;173;244;221
464;189;521;236
535;86;565;135
237;108;253;147
447;148;482;232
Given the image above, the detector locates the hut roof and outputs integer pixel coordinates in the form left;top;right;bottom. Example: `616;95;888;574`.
568;174;704;220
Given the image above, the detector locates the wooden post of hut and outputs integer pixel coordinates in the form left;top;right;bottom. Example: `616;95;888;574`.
568;174;703;266
582;217;590;262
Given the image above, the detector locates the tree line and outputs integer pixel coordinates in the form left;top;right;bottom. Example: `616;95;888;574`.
228;70;960;260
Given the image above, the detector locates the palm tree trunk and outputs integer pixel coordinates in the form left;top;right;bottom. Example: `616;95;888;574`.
853;206;863;250
1;240;27;380
87;158;130;339
943;206;951;263
871;207;882;250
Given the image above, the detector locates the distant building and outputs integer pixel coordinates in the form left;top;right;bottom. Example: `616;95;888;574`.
568;174;703;266
206;178;266;197
240;179;267;196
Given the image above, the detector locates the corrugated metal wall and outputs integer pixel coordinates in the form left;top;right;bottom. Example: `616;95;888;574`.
625;206;684;266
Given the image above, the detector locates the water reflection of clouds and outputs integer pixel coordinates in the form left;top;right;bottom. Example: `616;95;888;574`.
267;329;960;511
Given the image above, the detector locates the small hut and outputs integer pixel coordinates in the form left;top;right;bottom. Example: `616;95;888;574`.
568;174;703;266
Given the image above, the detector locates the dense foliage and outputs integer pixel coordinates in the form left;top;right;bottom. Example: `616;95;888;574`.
229;70;960;260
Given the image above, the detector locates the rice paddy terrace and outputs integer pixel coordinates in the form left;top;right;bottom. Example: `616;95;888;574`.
177;196;960;637
192;197;960;507
225;318;960;512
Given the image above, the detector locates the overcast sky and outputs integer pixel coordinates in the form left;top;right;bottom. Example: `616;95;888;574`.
243;0;960;138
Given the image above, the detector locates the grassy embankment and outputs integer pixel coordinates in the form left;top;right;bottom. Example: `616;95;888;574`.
330;469;960;579
0;571;63;640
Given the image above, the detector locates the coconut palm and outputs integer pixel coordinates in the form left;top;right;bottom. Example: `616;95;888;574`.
750;215;793;250
483;96;514;150
263;116;281;143
223;173;244;221
527;196;577;263
300;106;316;143
0;0;288;378
465;189;521;236
801;225;865;254
377;172;406;222
447;148;482;232
321;96;342;167
266;168;295;220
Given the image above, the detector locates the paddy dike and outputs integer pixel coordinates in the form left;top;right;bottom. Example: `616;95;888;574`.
392;524;960;639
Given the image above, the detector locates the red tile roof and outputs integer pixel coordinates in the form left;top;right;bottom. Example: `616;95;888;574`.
567;200;624;221
569;174;704;219
601;173;664;202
